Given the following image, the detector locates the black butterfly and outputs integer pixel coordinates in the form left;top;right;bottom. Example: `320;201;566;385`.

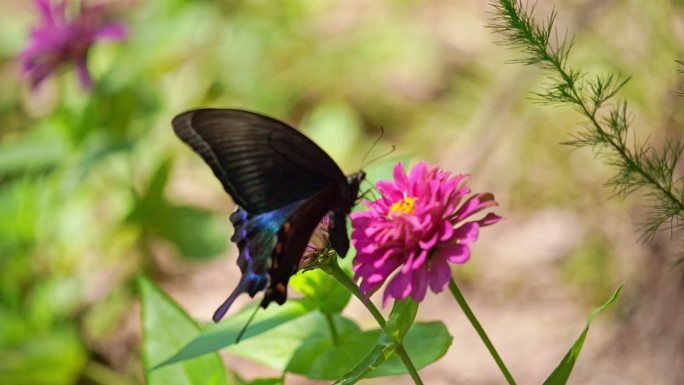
172;109;364;322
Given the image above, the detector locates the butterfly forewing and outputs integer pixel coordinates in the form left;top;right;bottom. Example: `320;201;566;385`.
172;109;347;214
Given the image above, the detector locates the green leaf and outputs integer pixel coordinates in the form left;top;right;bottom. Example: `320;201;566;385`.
370;321;452;377
334;298;419;384
385;298;418;341
139;276;229;385
228;312;451;381
338;322;452;382
289;268;351;315
286;315;377;379
543;283;624;385
332;336;394;385
155;300;312;369
227;312;327;371
230;313;378;379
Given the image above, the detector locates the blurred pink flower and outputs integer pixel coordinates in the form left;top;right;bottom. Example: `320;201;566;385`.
19;0;127;90
351;161;501;305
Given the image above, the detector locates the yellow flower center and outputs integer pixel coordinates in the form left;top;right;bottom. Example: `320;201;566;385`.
388;196;417;217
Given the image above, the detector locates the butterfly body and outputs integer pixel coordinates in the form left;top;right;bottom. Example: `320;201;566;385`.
172;109;363;322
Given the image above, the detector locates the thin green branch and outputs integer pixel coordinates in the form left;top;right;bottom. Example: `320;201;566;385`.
490;0;684;246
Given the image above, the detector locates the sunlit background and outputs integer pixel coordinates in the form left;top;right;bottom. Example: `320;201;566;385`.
1;0;684;384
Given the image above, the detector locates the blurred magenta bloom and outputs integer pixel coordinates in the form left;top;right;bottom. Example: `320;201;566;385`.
19;0;127;90
351;161;501;304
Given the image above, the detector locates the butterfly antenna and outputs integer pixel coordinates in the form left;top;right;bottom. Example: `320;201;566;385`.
359;182;379;200
359;126;386;169
235;305;260;344
362;145;396;169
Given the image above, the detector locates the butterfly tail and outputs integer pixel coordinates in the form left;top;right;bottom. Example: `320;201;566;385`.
212;271;266;322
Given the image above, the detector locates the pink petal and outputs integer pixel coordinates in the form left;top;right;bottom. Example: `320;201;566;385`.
373;248;397;268
411;266;429;302
435;242;470;264
384;271;413;305
408;162;428;196
454;193;498;222
95;24;127;41
428;253;452;292
376;180;403;201
411;249;428;269
439;220;454;241
453;222;480;244
478;212;503;227
393;161;411;192
418;230;439;250
401;251;417;273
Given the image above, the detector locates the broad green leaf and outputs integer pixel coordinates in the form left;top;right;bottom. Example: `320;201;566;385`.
289;268;351;315
139;276;228;385
286;316;377;379
370;321;452;377
333;336;394;385
543;283;624;385
155;300;312;369
228;312;451;381
334;298;419;384
331;322;453;381
231;313;377;379
227;312;327;370
385;298;418;341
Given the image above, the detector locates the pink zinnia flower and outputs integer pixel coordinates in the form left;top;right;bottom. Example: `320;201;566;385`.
19;0;127;90
351;161;502;304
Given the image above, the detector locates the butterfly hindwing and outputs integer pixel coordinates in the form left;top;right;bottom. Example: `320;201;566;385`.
262;185;340;307
212;200;306;322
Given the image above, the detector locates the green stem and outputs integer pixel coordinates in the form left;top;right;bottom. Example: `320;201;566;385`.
326;261;424;385
324;312;340;344
449;278;517;385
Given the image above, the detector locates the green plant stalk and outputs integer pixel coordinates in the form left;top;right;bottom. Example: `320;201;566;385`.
495;0;684;215
449;278;517;385
326;261;424;385
324;312;340;344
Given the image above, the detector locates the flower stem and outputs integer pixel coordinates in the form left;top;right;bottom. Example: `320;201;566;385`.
449;278;517;385
324;312;339;344
326;261;424;385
